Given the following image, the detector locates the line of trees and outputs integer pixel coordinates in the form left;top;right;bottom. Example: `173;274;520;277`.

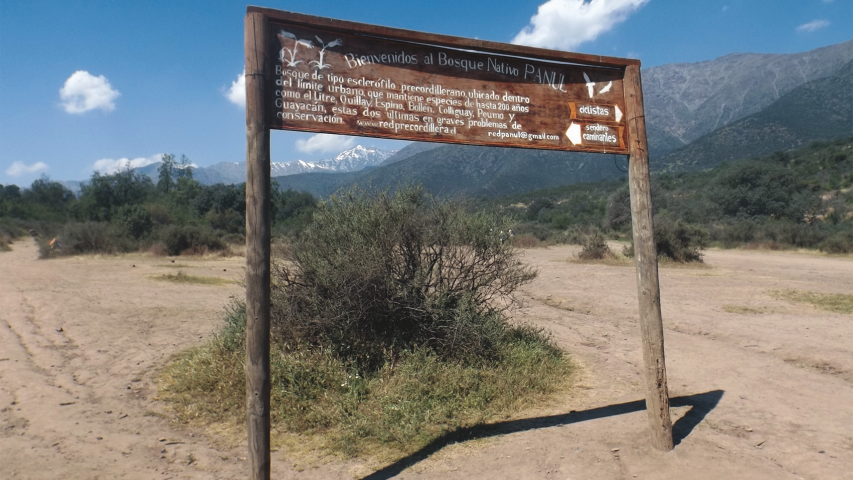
0;155;317;257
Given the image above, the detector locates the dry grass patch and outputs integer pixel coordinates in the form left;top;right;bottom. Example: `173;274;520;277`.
772;290;853;315
159;304;574;462
150;271;232;286
568;255;632;267
723;305;768;315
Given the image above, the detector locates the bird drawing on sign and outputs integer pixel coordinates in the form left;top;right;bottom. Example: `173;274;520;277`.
583;72;596;98
309;36;342;70
278;30;314;67
599;81;613;95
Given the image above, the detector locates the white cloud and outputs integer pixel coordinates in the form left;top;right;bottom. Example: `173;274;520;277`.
796;19;830;33
92;154;163;175
295;134;356;154
59;71;120;113
512;0;649;50
5;161;49;177
225;70;246;107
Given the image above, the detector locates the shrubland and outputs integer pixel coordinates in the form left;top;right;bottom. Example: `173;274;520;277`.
487;136;853;258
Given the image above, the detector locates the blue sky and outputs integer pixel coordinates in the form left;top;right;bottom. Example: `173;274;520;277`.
1;0;851;186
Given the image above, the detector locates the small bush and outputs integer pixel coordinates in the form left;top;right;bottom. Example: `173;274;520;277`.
511;234;543;248
624;213;708;263
604;185;631;230
820;231;853;254
577;229;614;260
654;212;708;262
0;220;19;251
270;185;537;370
156;224;226;256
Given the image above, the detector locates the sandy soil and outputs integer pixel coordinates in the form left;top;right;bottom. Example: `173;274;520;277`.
2;240;852;479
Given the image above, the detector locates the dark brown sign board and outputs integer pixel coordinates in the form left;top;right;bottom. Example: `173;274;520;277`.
264;10;630;154
244;7;672;479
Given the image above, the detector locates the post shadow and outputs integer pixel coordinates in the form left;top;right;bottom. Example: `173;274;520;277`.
361;390;724;480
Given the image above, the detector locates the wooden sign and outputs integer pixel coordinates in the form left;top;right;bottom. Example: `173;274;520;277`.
265;15;630;154
244;8;672;480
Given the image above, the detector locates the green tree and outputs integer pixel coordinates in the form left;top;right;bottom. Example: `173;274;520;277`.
76;167;154;221
176;154;193;181
157;154;175;194
706;162;818;221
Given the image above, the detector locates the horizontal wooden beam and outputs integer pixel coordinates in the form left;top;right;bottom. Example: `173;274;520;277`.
247;6;640;69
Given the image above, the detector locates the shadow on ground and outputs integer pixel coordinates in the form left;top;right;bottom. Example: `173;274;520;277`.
362;390;724;480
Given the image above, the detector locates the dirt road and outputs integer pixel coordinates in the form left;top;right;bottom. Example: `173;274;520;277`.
2;240;851;479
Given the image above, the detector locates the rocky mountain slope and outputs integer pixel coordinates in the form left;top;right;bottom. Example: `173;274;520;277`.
642;39;853;155
656;59;853;172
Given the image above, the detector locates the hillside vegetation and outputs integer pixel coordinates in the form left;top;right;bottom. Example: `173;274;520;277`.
486;136;853;254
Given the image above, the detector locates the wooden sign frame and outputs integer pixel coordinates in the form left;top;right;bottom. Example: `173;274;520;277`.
244;6;672;478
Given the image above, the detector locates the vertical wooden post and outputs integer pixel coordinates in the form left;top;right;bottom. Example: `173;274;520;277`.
244;10;272;479
623;64;674;451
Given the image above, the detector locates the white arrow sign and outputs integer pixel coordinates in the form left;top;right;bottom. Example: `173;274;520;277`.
615;105;623;123
566;122;582;145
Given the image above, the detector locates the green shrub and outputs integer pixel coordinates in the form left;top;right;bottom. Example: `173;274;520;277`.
526;198;554;220
115;204;154;239
577;228;615;260
706;162;818;221
270;185;537;370
653;212;708;262
604;185;631;230
0;218;27;251
156;224;226;256
820;231;853;254
624;212;708;262
221;232;245;245
40;222;135;258
204;209;244;235
145;203;174;225
513;221;551;241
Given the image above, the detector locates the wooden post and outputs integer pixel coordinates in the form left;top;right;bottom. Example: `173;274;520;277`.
623;64;674;451
244;11;272;479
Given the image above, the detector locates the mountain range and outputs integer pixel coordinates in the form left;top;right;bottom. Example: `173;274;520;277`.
642;40;853;157
129;145;397;186
62;39;853;198
273;39;853;198
656;59;853;172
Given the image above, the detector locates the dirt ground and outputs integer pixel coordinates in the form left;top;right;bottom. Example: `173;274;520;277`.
2;239;852;479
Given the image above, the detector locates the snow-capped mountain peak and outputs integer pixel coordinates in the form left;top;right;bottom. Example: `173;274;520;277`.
124;145;399;186
267;145;396;178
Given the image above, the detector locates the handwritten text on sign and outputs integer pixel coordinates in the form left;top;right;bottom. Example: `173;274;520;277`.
269;23;628;153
